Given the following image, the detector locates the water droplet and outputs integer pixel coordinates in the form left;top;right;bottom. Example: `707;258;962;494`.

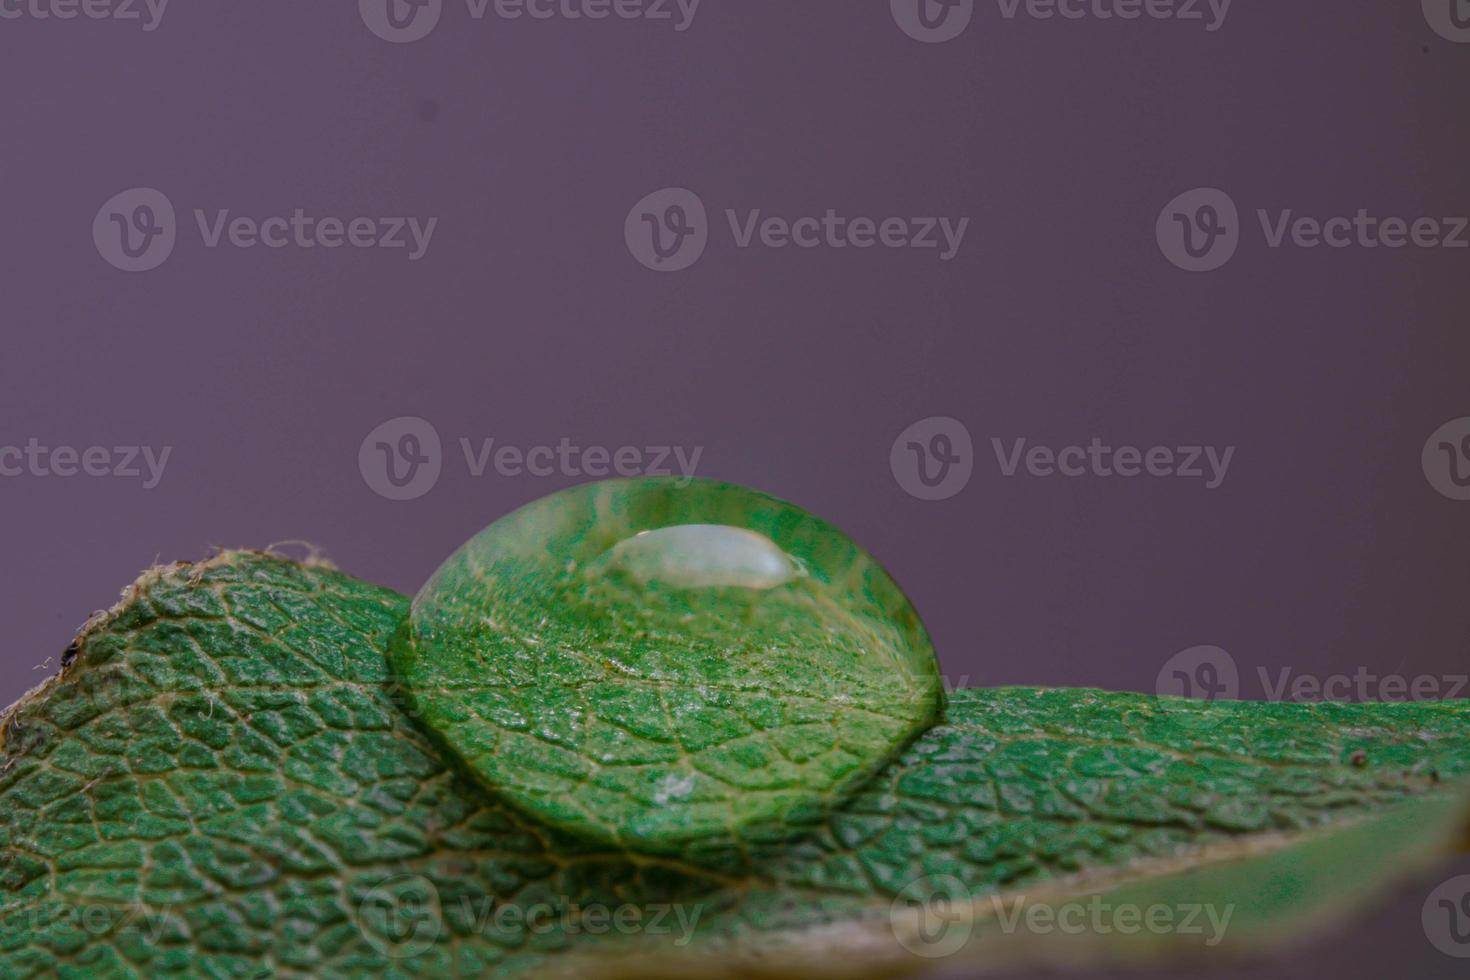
392;477;943;855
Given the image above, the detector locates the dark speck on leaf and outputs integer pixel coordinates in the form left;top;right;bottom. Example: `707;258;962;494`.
1350;750;1368;768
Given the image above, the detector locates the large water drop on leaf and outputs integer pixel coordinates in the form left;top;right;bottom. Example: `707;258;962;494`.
392;477;943;853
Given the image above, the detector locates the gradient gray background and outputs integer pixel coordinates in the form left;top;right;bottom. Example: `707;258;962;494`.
1;2;1467;976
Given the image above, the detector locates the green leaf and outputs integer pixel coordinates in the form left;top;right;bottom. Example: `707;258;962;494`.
0;551;1466;978
943;788;1470;972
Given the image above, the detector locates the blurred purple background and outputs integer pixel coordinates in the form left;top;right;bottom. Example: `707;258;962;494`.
1;1;1467;976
